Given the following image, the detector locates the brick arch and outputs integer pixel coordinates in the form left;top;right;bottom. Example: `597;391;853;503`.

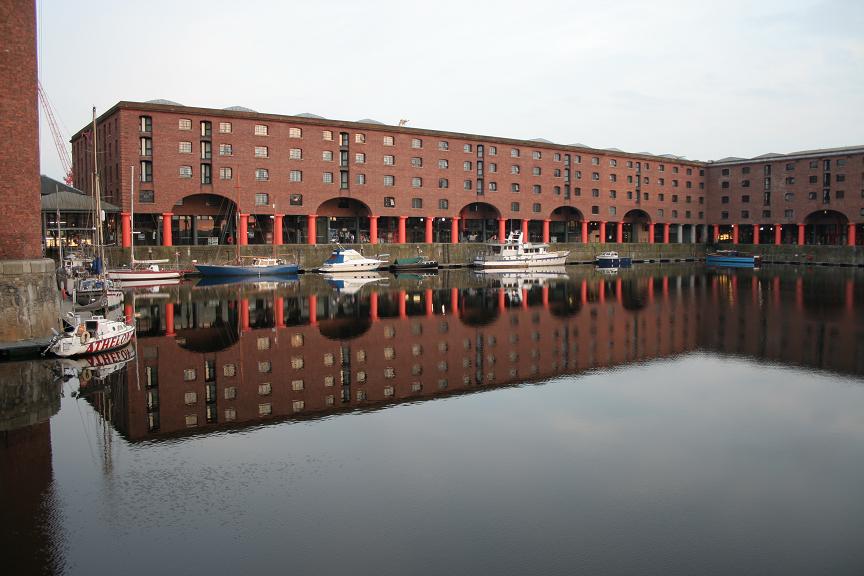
458;201;501;220
803;209;850;225
623;208;651;224
549;206;584;221
173;193;237;217
317;197;371;217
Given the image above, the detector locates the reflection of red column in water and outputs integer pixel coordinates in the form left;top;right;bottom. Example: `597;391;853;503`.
450;287;459;317
648;278;655;304
662;276;669;301
370;291;379;322
772;276;781;307
730;275;738;306
580;280;588;305
542;285;549;309
240;299;250;332
795;277;803;311
308;295;317;326
498;288;506;312
521;288;529;310
616;278;622;302
275;296;284;327
598;280;606;304
846;279;854;312
398;290;407;319
425;289;434;317
165;302;175;336
751;276;759;306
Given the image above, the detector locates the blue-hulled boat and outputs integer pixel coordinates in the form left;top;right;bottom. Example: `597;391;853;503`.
706;250;761;268
195;273;299;287
595;251;632;268
195;257;299;277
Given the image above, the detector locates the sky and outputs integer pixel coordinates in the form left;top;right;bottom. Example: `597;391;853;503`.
36;0;864;181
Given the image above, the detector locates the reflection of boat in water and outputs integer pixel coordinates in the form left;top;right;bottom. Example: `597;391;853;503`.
595;251;632;268
58;345;136;394
472;231;569;268
394;270;439;282
195;273;300;287
474;266;568;286
318;245;390;272
596;266;622;275
706;250;761;268
322;272;386;294
117;277;181;289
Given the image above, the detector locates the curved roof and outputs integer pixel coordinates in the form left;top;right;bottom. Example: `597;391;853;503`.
146;99;183;106
224;105;256;112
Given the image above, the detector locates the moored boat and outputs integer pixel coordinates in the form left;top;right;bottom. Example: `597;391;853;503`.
46;314;135;357
317;245;389;272
107;261;183;281
595;251;632;269
472;231;569;268
706;250;761;268
392;251;438;271
74;276;124;308
195;257;299;277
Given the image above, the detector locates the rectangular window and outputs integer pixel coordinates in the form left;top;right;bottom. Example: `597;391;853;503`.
439;140;449;150
255;193;269;205
200;141;211;159
355;174;366;185
511;148;520;158
200;163;211;184
741;210;750;218
384;155;395;166
532;151;542;160
179;118;192;130
254;146;269;158
355;152;366;164
464;161;473;171
411;157;422;168
323;172;333;184
384;196;395;207
200;121;212;137
139;115;152;132
489;182;497;191
785;209;794;218
322;150;333;161
464;180;472;190
255;168;269;181
290;194;303;206
289;148;302;160
533;167;541;176
254;124;268;136
532;203;541;213
355;133;366;143
411;138;422;149
438;159;448;169
412;198;422;209
219;143;233;156
178;165;192;179
532;184;541;194
511;165;520;174
488;146;497;156
289;127;302;138
289;170;302;182
438;178;448;188
219;167;232;180
438;199;449;209
178;141;191;154
511;202;520;211
139;190;154;203
219;122;232;134
511;183;520;192
412;177;422;188
322;130;333;141
463;144;472;153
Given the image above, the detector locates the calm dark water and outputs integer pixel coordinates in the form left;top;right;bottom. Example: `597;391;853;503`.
3;265;864;575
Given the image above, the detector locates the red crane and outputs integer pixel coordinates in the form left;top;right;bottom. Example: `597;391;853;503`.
38;81;74;185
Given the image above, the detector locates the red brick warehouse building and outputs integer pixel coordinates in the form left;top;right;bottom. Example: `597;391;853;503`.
70;100;864;248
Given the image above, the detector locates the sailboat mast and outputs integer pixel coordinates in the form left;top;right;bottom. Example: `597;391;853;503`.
91;107;105;266
130;164;135;263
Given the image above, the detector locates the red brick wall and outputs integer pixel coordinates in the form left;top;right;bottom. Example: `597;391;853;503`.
0;0;42;259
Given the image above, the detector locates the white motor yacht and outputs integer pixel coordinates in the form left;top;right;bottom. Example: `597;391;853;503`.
472;231;569;268
317;245;389;272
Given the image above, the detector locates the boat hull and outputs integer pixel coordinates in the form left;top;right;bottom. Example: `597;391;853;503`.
596;257;632;268
318;261;385;272
195;263;299;276
392;260;438;271
472;252;569;268
49;324;136;357
107;269;182;281
706;256;759;267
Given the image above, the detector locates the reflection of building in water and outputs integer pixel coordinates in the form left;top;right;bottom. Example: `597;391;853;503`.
87;270;864;441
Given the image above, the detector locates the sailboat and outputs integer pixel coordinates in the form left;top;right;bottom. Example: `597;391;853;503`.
107;166;183;282
194;201;298;277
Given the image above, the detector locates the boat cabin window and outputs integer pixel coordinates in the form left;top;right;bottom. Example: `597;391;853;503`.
86;320;98;331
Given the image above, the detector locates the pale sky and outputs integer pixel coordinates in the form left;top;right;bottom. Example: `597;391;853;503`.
36;0;864;181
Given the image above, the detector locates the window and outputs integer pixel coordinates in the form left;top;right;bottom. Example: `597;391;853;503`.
511;148;520;158
288;127;302;138
742;195;750;203
658;178;665;185
511;202;520;211
591;205;599;214
412;198;422;209
200;163;211;184
254;124;268;136
384;175;395;187
609;173;616;182
384;197;395;207
289;194;302;206
255;193;269;206
610;190;617;199
786;177;795;185
721;196;729;203
785;209;794;218
355;152;366;164
179;118;192;130
532;203;541;213
179;165;192;178
322;150;333;162
200;141;211;159
721;181;730;189
836;190;845;199
200;121;212;137
741;210;750;218
721;168;730;176
837;174;846;183
438;178;449;188
511;165;520;174
489;182;497;191
762;209;772;218
412;177;422;188
721;211;729;219
463;161;472;171
554;168;561;177
532;151;542;160
322;130;333;141
355;174;366;185
340;132;348;145
439;141;449;150
355;133;366;143
532;184;541;194
411;138;422;149
384;155;394;165
178;141;192;154
139;115;152;132
139;190;154;203
489;146;497;156
411;157;422;168
609;206;617;216
140;162;152;182
463;143;472;153
609;158;618;167
742;179;750;187
575;170;582;179
219;167;232;180
438;159;448;169
511;183;520;192
591;156;600;165
289;148;302;160
742;166;751;174
254;146;268;158
672;166;679;174
438;199;449;209
659;193;665;201
554;153;562;161
255;168;269;181
592;172;600;181
489;163;497;173
323;172;333;184
672;179;678;187
287;170;301;182
533;167;541;176
553;186;560;195
808;191;817;200
592;188;599;197
463;180;472;190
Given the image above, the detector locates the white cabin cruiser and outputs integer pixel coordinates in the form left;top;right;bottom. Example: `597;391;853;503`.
472;231;569;268
317;245;389;272
46;314;135;357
